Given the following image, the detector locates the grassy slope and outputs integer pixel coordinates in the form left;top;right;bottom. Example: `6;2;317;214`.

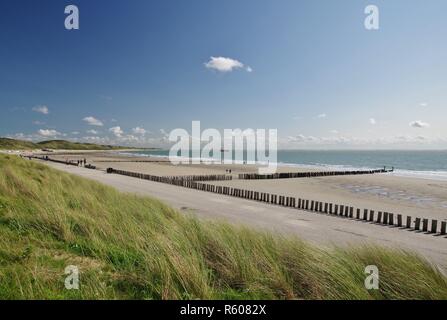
0;138;130;150
0;154;446;300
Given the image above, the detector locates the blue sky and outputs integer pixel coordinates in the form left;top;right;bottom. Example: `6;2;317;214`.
1;0;446;149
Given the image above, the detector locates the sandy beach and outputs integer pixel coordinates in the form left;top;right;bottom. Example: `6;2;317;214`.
37;157;447;270
32;150;447;223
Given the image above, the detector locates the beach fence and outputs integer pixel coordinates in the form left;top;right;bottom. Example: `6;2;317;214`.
29;155;97;169
238;168;393;180
105;167;445;238
30;155;82;167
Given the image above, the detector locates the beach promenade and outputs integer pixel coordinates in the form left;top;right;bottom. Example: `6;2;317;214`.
41;160;447;271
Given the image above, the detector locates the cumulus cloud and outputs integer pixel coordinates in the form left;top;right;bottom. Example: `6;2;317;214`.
32;105;49;115
132;127;146;135
419;102;428;107
204;56;249;73
109;126;124;137
38;129;60;137
369;118;376;125
83;116;104;126
409;120;430;128
317;113;327;119
87;129;99;134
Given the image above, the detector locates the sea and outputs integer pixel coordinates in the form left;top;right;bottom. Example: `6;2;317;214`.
123;150;447;181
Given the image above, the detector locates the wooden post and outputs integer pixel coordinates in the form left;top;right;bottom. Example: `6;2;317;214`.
431;220;438;234
441;221;447;235
305;200;309;210
382;212;388;224
324;203;328;214
356;208;360;219
388;213;394;226
334;205;338;215
377;211;382;223
422;219;428;232
330;203;333;214
340;205;345;216
406;216;412;229
397;214;402;227
311;201;315;211
363;209;368;220
369;210;374;222
415;218;421;230
349;207;354;218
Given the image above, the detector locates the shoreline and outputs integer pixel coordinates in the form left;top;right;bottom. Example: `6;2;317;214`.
23;150;447;222
118;150;447;182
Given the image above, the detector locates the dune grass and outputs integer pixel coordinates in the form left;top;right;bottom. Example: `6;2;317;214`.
0;137;131;150
0;154;446;300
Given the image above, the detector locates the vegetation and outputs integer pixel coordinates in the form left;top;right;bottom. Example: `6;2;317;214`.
0;154;446;299
0;138;134;151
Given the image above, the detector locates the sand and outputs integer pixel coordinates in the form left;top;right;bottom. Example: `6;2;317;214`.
34;150;447;222
41;160;447;269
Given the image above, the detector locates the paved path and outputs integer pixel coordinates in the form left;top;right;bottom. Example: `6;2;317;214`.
43;161;447;270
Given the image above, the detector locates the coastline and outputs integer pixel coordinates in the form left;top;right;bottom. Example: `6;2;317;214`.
26;150;447;222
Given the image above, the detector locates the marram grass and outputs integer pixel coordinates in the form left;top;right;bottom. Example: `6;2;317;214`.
0;154;446;300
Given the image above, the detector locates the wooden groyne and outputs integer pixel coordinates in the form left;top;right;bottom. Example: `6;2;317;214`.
107;167;445;238
107;168;232;183
238;168;393;180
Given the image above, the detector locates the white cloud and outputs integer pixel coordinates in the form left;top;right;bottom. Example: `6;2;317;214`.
330;130;339;134
132;127;146;135
246;66;253;73
109;126;124;137
409;120;430;128
83;116;104;126
204;56;247;72
369;118;377;125
87;129;99;134
317;113;327;119
32;105;49;115
419;102;428;107
71;131;80;135
38;129;60;137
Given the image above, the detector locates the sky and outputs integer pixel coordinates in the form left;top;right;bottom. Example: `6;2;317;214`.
1;0;446;149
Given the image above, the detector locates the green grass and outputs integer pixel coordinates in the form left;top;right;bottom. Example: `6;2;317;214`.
0;154;446;300
0;137;135;150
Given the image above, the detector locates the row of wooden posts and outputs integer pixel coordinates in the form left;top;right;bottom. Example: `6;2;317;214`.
238;168;393;180
107;168;232;182
31;155;80;167
108;168;446;237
